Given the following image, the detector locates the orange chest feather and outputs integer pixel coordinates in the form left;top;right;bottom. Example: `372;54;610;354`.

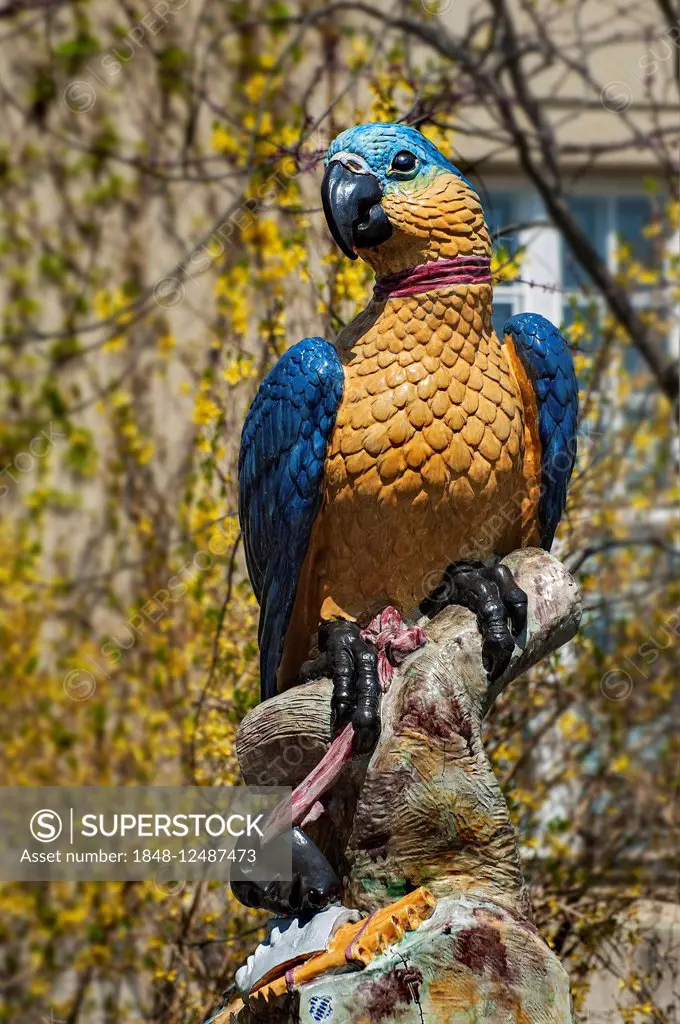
306;288;535;619
325;290;526;515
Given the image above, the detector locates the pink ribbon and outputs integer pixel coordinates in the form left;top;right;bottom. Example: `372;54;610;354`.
261;722;354;844
360;606;427;692
373;254;491;302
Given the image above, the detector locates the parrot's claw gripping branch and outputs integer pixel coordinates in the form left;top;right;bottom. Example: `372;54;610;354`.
303;620;381;757
420;559;528;682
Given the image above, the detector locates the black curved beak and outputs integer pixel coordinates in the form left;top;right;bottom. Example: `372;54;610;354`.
321;161;392;260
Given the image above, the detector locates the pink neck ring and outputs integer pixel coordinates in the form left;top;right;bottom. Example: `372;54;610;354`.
373;254;492;302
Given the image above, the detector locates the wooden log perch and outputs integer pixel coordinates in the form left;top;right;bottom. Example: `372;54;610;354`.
229;548;581;1023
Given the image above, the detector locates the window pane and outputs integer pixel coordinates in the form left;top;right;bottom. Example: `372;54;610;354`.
485;191;520;259
561;196;608;289
492;299;515;338
616;196;655;266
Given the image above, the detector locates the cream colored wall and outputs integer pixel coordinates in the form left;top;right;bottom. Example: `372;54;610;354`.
439;0;678;171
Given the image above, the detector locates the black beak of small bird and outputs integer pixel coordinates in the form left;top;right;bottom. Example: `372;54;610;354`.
321;160;393;260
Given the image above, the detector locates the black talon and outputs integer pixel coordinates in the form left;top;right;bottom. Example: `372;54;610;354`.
322;620;361;735
453;568;514;681
295;620;382;752
487;563;528;638
231;826;340;915
351;637;381;754
309;619;381;754
420;559;528;683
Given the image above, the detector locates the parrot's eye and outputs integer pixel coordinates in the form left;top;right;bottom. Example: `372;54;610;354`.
389;150;418;175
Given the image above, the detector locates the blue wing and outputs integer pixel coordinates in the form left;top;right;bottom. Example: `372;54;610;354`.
238;337;344;701
502;313;579;549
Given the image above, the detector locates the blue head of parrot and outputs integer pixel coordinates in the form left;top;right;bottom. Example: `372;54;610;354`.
321;122;487;273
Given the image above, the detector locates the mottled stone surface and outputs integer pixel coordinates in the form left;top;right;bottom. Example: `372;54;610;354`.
216;897;571;1023
294;896;572;1023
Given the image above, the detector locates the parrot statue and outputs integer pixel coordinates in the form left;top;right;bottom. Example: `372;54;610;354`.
235;122;578;913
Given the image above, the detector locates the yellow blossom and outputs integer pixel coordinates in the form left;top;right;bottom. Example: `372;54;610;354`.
192;388;222;427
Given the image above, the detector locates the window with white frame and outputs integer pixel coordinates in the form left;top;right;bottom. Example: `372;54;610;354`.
485;187;661;354
560;194;661;366
561;194;657;290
